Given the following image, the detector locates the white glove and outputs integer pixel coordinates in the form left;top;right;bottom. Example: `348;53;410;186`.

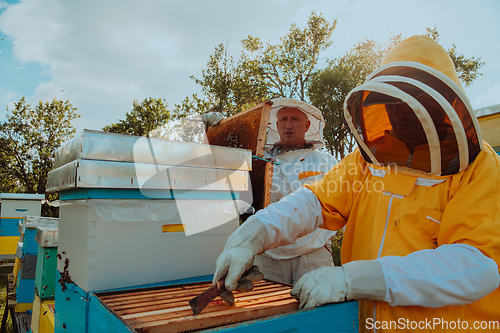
290;260;387;309
291;266;347;309
213;218;269;291
201;112;224;128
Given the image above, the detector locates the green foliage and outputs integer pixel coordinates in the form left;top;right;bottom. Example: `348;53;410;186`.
0;264;14;333
189;11;336;117
172;94;211;118
240;11;337;101
309;35;401;160
190;42;269;117
310;29;484;160
330;229;343;266
0;97;80;217
102;97;171;136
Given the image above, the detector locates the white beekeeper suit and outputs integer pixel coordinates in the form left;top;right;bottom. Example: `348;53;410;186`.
253;98;338;284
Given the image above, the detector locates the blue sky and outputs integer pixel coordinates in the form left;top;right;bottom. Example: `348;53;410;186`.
1;0;499;132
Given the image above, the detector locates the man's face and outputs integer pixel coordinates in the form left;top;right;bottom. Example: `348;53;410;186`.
276;107;311;145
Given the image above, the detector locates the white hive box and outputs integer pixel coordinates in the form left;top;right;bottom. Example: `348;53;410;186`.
1;193;46;259
47;130;251;292
0;193;45;218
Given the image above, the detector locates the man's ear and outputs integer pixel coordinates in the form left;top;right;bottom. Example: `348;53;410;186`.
305;120;311;132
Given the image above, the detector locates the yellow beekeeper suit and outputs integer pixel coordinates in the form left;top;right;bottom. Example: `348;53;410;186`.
308;35;500;331
212;35;500;333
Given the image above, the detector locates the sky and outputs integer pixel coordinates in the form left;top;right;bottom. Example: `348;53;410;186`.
0;0;499;133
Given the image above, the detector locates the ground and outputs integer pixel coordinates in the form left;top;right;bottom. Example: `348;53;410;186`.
0;261;14;333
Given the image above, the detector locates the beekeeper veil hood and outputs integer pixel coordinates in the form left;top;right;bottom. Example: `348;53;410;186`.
267;98;325;148
344;35;483;176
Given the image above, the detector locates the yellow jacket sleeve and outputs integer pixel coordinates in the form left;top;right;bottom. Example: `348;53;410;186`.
305;150;369;232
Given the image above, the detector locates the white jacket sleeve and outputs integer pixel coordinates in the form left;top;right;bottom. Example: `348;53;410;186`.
252;187;324;250
379;243;500;307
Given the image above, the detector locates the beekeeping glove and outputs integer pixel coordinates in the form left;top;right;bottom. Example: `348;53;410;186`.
219;265;265;305
201;112;224;128
213;218;269;291
290;260;387;309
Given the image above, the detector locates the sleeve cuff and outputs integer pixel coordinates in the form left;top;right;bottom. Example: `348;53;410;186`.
344;260;387;301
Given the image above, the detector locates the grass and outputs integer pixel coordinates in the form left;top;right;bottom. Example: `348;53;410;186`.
330;229;343;267
0;261;14;333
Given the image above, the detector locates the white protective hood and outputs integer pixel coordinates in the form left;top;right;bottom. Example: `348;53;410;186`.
266;98;325;148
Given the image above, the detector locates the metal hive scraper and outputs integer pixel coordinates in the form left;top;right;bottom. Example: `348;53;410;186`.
189;278;227;315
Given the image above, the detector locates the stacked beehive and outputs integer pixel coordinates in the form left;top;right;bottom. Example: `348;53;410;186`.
13;216;58;313
0;193;45;259
46;130;251;332
31;222;59;333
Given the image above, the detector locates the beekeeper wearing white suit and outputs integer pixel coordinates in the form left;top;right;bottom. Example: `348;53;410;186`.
254;98;337;284
202;98;338;284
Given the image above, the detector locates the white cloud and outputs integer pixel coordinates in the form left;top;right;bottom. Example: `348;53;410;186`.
0;0;499;132
0;91;20;121
0;0;320;130
471;83;500;110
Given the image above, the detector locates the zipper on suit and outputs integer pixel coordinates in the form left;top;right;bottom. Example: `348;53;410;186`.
373;192;402;332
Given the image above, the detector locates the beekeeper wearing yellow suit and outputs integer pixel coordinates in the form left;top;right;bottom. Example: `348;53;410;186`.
213;35;500;332
254;98;337;284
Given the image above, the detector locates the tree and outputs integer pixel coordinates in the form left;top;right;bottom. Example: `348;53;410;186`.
0;97;80;216
310;29;484;160
424;27;484;87
188;11;337;117
0;137;20;193
189;42;269;117
103;97;171;136
309;35;402;160
240;11;337;101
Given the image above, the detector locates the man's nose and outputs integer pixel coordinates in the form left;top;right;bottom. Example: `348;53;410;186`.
285;119;294;128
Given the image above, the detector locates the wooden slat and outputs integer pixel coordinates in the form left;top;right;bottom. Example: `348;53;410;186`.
251;160;273;210
109;283;283;314
97;279;298;333
135;299;298;333
100;280;275;305
205;101;272;157
121;289;291;320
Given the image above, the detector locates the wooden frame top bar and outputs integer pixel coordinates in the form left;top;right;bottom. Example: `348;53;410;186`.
97;279;298;333
205;101;273;158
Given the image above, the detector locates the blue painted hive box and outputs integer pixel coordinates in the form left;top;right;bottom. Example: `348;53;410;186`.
54;274;358;333
34;226;59;300
0;193;45;259
14;216;58;311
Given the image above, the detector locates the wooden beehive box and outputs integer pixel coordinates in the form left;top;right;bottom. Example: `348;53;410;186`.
206;102;274;214
205;102;272;158
96;279;298;332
